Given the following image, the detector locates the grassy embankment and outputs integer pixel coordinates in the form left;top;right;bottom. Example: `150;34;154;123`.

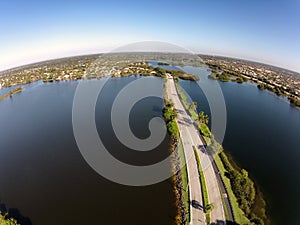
0;87;23;101
175;82;268;225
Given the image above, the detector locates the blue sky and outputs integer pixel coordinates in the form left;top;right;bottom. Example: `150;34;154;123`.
0;0;299;72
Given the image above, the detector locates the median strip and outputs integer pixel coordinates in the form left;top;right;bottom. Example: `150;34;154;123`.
193;146;213;225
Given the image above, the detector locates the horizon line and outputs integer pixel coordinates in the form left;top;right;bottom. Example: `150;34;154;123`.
1;51;299;75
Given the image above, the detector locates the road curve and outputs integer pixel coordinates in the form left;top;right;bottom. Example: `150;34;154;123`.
166;77;226;225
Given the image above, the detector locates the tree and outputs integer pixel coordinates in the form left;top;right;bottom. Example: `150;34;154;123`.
198;111;209;125
167;121;179;137
250;216;264;225
229;168;256;216
164;108;177;122
0;212;19;225
241;169;248;178
154;67;166;77
163;101;177;122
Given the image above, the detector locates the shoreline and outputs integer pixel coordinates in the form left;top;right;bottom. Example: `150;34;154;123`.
0;87;22;101
208;68;300;109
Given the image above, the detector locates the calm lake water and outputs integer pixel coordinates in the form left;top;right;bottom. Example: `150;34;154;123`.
0;77;177;225
1;66;300;225
179;66;300;225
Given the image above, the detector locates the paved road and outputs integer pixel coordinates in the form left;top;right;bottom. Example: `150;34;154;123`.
166;77;226;225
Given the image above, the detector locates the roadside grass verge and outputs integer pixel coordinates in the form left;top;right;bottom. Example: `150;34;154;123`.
175;82;198;121
219;185;229;221
198;123;211;137
188;109;198;121
193;146;212;224
178;140;190;224
198;123;211;145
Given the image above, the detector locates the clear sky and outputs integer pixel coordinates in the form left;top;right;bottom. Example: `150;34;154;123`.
0;0;299;72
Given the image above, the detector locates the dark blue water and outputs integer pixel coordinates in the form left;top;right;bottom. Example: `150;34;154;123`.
179;66;300;225
0;77;177;225
1;67;300;225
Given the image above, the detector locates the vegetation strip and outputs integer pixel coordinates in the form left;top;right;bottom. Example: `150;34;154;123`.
214;153;251;224
218;152;267;225
193;146;213;224
177;140;190;225
0;87;22;101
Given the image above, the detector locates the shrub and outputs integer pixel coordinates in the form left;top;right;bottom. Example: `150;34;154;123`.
0;212;19;225
167;120;179;137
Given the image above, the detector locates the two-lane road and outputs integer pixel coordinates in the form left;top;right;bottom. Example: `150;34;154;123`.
166;77;226;225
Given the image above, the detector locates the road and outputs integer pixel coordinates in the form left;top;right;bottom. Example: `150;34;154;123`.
166;77;226;225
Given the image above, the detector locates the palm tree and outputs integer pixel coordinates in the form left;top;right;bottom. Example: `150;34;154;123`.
198;111;209;125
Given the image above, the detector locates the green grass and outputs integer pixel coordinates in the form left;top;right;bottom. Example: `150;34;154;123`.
175;83;198;120
220;186;230;221
193;146;212;225
198;123;211;145
214;154;251;225
203;136;211;145
199;123;211;138
193;147;209;207
189;109;198;121
178;140;190;224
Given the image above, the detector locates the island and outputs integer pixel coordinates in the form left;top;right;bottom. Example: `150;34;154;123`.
114;61;199;81
157;61;170;66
